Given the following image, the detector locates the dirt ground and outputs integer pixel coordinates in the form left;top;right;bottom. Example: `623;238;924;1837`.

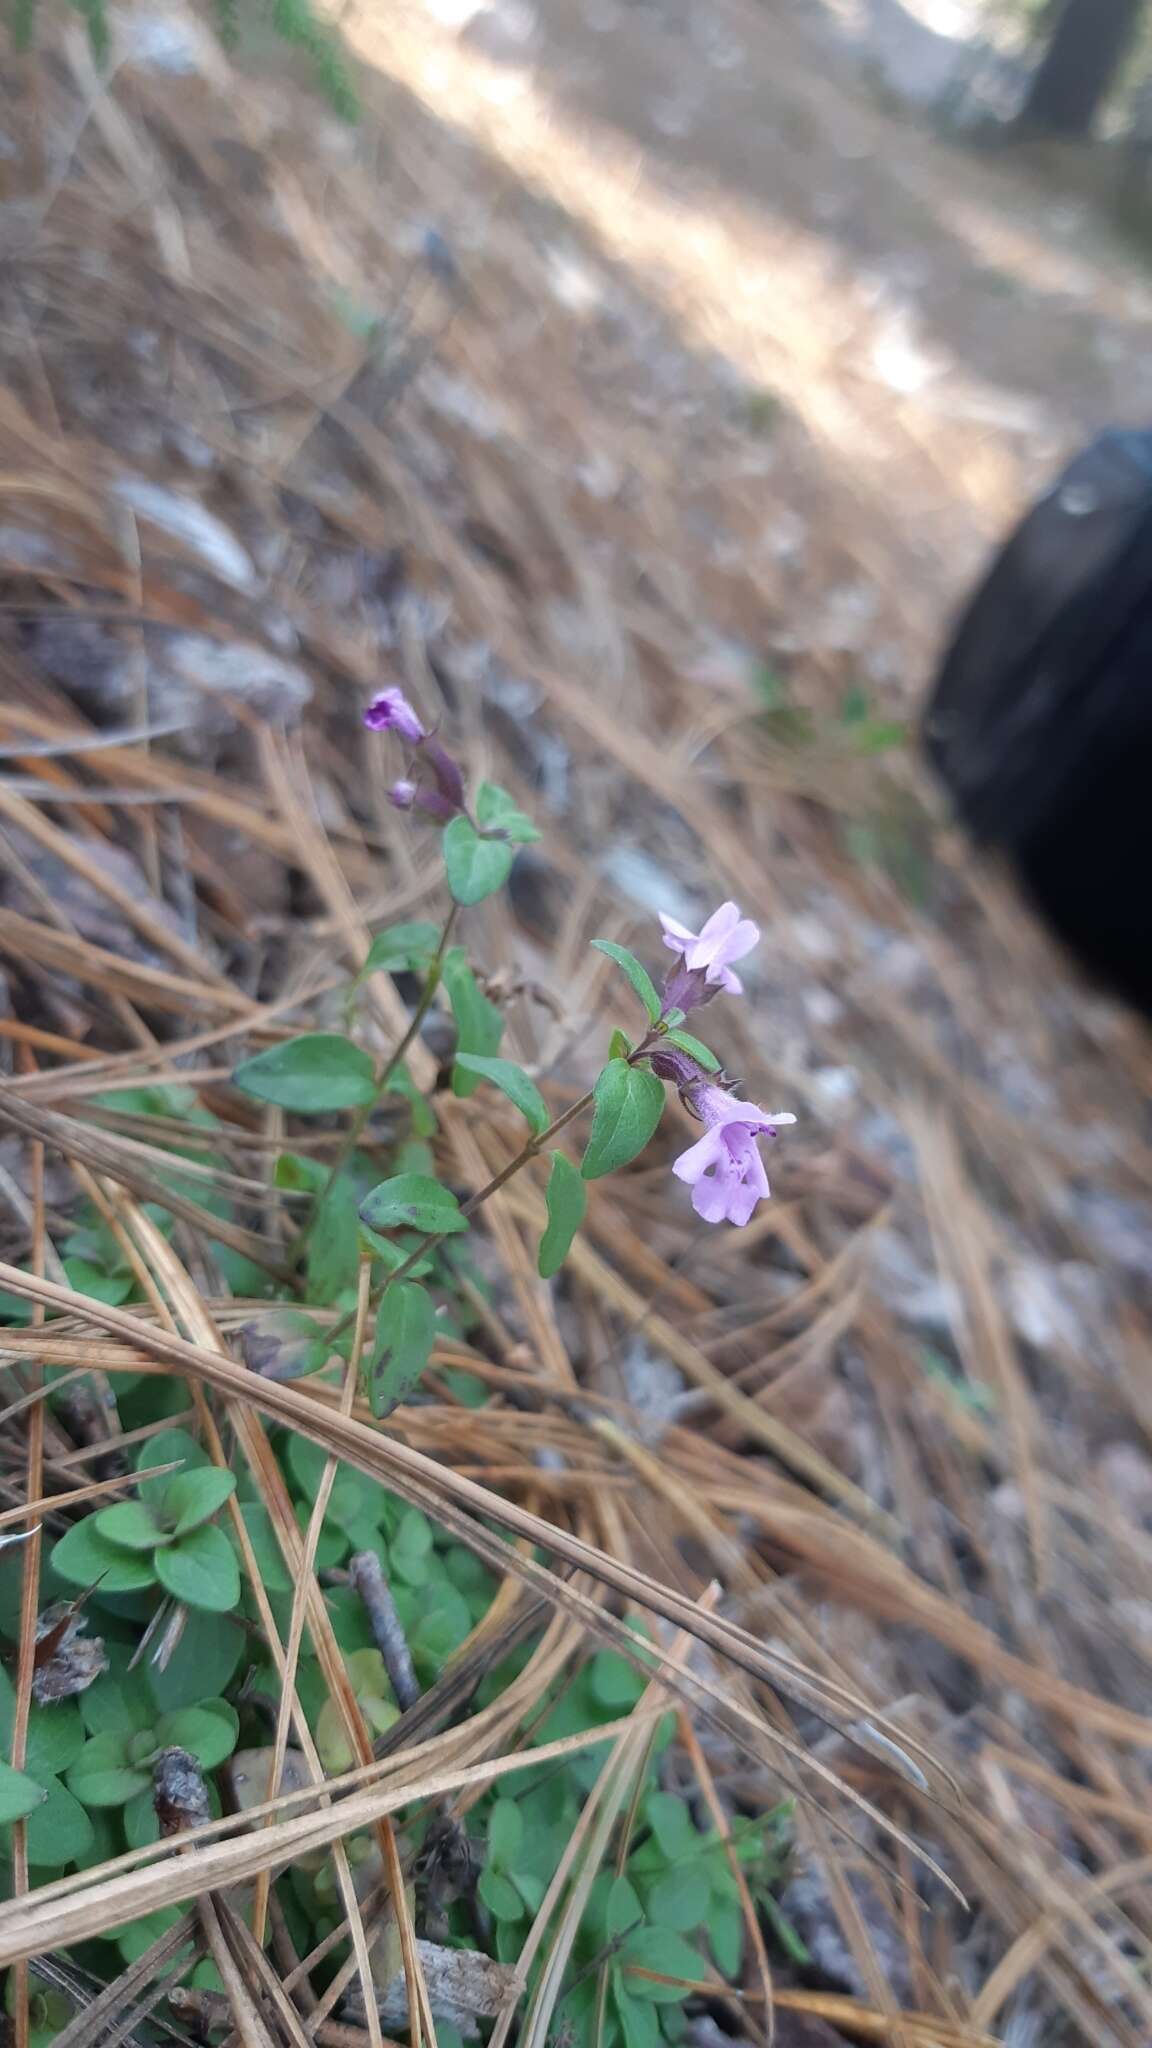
5;0;1152;2040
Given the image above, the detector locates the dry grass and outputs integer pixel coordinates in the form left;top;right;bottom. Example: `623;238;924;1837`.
1;8;1152;2046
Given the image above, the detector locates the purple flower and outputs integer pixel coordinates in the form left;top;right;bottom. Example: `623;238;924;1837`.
672;1084;795;1227
363;688;426;744
659;902;759;997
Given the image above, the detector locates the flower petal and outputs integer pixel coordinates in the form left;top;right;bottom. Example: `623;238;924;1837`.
671;1126;726;1183
719;918;760;963
726;1176;765;1226
692;1170;735;1225
699;902;740;942
659;915;698;960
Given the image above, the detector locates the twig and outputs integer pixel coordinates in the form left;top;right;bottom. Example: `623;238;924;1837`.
349;1549;421;1710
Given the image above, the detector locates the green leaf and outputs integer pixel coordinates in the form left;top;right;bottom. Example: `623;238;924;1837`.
512;1868;547;1914
359;1226;435;1279
79;1672;154;1739
474;782;541;844
273;1151;328;1193
645;1793;697;1864
608;1029;633;1061
0;1760;46;1824
155;1524;241;1614
145;1611;245;1713
66;1732;149;1808
591;941;662;1024
359;1175;468;1236
661;1028;721;1072
21;1774;94;1867
307;1174;362;1305
621;1927;705;2003
123;1786;160;1851
162;1469;237;1538
537;1152;587;1279
478;1865;526;1922
392;1507;434;1574
51;1519;159;1594
156;1701;238;1770
238;1307;331;1384
442;815;515;905
231;1504;292;1596
94;1501;168;1552
646;1866;709;1933
454;1055;548;1135
487;1796;523;1871
758;1891;810;1966
0;1668;84;1778
613;1980;660;2048
581;1061;665;1181
62;1257;134;1306
232;1034;377;1113
589;1650;646;1710
356;922;441;981
369;1282;436;1418
442;950;503;1096
707;1894;743;1977
137;1428;209;1508
606;1874;643;1941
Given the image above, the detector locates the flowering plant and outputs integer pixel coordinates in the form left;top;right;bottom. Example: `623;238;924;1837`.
232;687;793;1416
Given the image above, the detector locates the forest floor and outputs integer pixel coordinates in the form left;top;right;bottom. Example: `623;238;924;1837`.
4;0;1152;2042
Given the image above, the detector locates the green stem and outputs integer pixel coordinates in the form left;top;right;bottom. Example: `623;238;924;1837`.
342;1026;662;1333
296;906;460;1265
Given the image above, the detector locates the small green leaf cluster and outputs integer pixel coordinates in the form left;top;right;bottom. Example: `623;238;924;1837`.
0;1602;242;1967
433;1644;800;2047
52;1432;241;1614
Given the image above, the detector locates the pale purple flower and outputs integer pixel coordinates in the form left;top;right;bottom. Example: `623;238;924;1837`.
659;901;759;997
388;778;417;810
363;687;426;744
672;1083;795;1227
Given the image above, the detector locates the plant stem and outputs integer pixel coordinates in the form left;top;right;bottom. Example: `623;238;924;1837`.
296;906;460;1262
372;1027;660;1291
326;1028;660;1350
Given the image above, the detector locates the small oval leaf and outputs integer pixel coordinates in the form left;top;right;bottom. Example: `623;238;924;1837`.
359;1175;468;1236
591;941;662;1024
65;1733;149;1810
474;782;541;845
0;1760;46;1825
581;1061;665;1181
163;1468;237;1538
453;1054;548;1135
154;1524;241;1614
443;816;515;905
442;950;503;1096
93;1501;167;1552
537;1153;587;1278
233;1034;377;1113
51;1520;158;1594
369;1281;437;1418
356;922;441;984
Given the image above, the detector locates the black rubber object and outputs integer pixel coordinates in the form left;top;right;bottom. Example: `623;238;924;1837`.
923;429;1152;1020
